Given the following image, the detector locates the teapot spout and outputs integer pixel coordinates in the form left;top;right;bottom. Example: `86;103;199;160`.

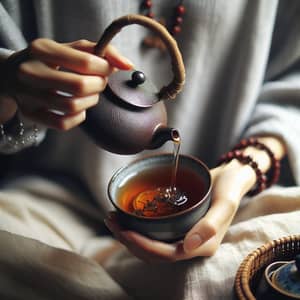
149;127;180;149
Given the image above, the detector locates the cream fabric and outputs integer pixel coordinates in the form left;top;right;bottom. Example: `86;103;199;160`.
0;177;299;300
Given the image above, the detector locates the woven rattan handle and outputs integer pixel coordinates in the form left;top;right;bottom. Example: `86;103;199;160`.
95;14;185;100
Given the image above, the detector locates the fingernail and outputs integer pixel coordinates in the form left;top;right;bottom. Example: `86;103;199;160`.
121;57;134;69
184;233;203;252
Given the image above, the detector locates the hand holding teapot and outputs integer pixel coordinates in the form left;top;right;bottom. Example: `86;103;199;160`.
0;14;185;155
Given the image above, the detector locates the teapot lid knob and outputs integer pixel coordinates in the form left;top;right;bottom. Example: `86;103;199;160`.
131;71;146;86
105;69;159;108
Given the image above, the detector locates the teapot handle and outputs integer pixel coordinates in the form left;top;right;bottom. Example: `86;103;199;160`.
95;14;185;100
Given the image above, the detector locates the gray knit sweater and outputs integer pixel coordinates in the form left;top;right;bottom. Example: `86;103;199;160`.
0;0;300;208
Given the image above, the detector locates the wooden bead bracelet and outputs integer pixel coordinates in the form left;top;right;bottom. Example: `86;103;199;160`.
218;150;267;196
218;137;281;196
233;137;280;188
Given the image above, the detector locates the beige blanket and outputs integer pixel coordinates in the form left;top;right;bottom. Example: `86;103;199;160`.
0;177;299;300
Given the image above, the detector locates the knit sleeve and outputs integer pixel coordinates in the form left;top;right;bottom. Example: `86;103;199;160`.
243;1;300;184
243;73;300;184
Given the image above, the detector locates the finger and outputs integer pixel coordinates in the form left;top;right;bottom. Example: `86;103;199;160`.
22;108;86;131
18;60;107;96
181;233;223;257
16;90;99;115
210;167;221;184
104;214;179;263
103;45;134;70
120;231;179;262
29;38;114;76
67;40;134;71
183;194;238;253
65;39;96;54
104;213;223;262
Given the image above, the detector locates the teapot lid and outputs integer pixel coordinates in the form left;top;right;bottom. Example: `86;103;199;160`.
106;70;159;108
272;255;300;298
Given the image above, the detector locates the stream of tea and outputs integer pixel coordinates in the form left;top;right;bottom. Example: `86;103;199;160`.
130;131;189;217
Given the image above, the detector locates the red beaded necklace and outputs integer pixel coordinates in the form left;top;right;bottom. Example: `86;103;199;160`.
140;0;186;51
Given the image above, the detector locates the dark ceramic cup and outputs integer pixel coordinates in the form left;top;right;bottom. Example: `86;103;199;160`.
107;154;212;242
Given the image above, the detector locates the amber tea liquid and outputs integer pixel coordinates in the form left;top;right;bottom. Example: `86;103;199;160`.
117;164;206;217
117;134;206;217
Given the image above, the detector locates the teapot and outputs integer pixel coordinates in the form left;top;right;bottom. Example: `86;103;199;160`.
80;14;185;154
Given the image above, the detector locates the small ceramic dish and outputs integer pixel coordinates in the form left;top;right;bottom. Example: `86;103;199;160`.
263;257;300;299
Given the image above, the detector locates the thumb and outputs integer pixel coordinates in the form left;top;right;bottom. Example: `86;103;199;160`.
183;218;217;253
183;195;239;253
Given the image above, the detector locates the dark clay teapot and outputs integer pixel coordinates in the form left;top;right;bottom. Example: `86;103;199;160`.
80;14;185;154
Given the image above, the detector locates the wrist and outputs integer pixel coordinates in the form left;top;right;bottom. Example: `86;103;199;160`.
221;157;258;194
218;135;283;196
234;137;283;188
241;146;270;172
0;112;46;154
220;137;285;196
240;136;285;171
255;136;286;160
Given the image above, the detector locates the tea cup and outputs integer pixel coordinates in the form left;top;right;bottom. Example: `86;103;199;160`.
107;154;212;242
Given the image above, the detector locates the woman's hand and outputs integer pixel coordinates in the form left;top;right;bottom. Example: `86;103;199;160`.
104;160;256;263
0;38;133;128
104;136;285;263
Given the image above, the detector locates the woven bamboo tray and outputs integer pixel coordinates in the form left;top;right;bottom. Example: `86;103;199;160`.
235;234;300;300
